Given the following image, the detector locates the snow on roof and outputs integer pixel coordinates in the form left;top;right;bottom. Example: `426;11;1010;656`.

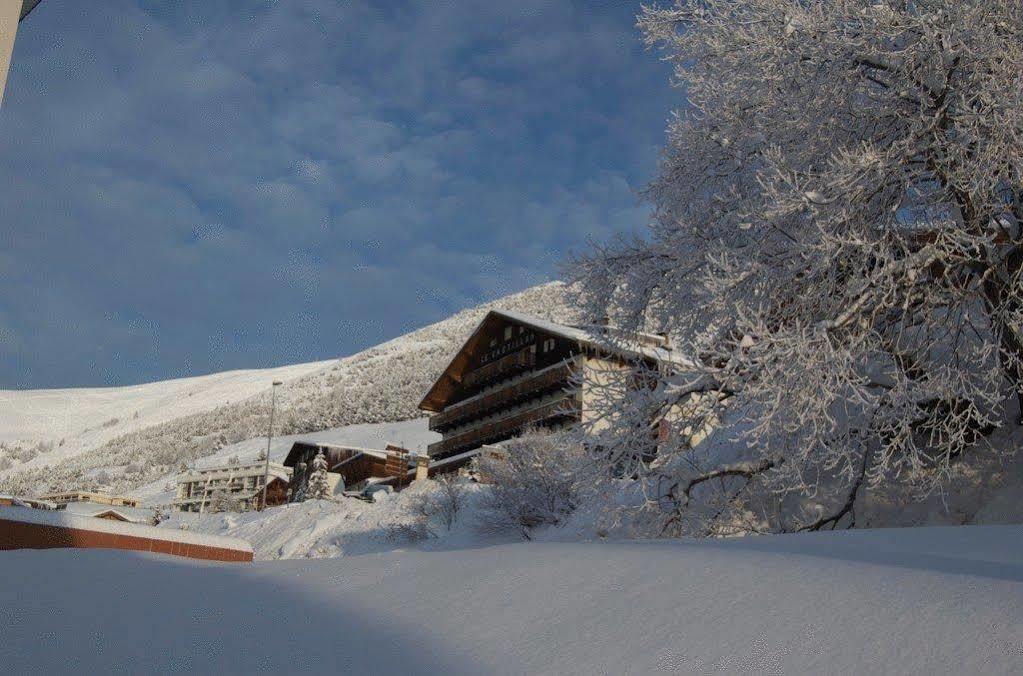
296;442;391;460
0;495;57;509
0;505;252;552
428;445;485;471
290;418;439;455
180;462;291;483
283;418;441;468
64;502;155;524
489;309;689;366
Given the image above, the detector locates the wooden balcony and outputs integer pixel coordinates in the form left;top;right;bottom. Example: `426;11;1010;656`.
427;395;582;458
430;360;578;432
461;347;536;390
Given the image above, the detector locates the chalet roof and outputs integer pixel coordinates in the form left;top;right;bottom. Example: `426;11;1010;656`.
65;502;154;524
419;309;690;413
283;441;399;468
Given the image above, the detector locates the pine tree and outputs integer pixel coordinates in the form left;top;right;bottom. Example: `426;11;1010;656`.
306;451;332;501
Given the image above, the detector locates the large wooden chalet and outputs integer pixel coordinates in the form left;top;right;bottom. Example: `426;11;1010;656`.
419;310;680;460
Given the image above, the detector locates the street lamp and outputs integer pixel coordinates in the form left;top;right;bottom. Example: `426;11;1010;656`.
260;380;283;511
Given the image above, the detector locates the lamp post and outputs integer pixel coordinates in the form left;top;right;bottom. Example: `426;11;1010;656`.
260;380;283;511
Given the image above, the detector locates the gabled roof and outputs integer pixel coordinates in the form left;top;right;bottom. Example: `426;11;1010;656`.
418;309;689;413
64;502;154;524
283;441;397;468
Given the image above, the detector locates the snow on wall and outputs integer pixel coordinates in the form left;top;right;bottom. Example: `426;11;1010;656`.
0;505;252;552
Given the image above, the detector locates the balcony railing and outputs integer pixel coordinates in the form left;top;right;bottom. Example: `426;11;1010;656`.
430;360;579;432
427;395;582;458
461;347;537;390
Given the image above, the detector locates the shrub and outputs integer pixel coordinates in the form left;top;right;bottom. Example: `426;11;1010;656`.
409;474;466;533
476;429;584;539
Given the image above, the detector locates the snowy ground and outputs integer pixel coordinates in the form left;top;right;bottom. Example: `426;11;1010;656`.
155;479;490;560
1;525;1020;674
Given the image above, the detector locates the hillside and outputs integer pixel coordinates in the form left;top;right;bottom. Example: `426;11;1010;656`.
0;281;579;498
1;526;1020;673
0;362;332;476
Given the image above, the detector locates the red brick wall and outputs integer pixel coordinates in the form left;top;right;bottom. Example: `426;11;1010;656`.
0;518;253;563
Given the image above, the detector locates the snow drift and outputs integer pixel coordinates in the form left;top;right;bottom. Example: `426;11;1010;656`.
0;525;1020;674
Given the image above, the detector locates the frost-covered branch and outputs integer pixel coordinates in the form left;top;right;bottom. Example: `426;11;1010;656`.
570;0;1023;536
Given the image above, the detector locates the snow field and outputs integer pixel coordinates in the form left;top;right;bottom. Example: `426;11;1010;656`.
0;525;1020;674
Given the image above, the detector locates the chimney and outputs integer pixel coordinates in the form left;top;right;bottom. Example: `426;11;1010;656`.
414;454;430;482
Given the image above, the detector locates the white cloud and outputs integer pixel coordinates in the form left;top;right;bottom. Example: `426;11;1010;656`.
0;0;676;387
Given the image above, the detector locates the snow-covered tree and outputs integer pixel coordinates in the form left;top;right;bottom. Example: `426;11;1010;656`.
209;489;241;514
306;451;332;501
151;505;168;526
477;429;585;539
572;0;1023;534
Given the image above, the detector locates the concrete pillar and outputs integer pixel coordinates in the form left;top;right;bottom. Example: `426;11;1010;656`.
414;454;430;482
0;0;21;107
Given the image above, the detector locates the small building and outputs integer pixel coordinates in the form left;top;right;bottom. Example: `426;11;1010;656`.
284;442;412;499
65;501;154;525
36;490;140;510
173;461;291;513
0;504;253;563
0;495;56;510
419;309;681;460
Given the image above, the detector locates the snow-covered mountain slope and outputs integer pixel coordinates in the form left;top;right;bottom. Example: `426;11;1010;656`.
0;281;578;497
0;362;333;473
2;525;1020;674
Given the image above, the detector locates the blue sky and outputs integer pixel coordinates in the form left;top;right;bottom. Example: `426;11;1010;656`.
0;0;677;389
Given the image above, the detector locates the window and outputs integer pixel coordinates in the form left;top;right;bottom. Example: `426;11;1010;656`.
504;326;513;340
542;338;556;353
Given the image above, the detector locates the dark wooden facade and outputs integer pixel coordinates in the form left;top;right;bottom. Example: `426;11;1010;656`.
420;312;587;459
284;442;412;499
252;477;290;510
